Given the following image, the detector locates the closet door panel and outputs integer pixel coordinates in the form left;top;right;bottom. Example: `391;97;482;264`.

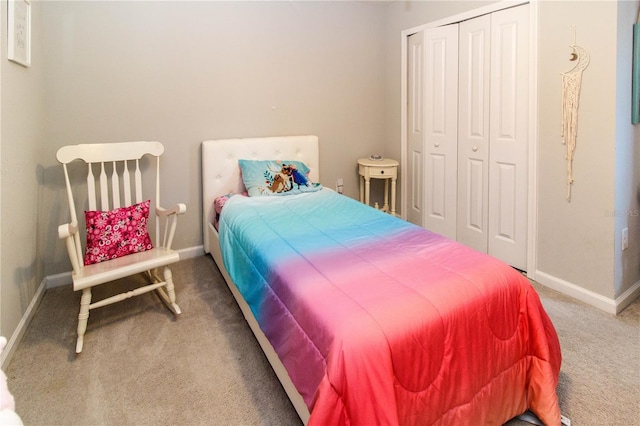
424;24;458;239
466;159;485;230
429;154;447;218
488;4;529;270
495;162;517;240
457;14;490;253
410;149;424;220
407;32;425;226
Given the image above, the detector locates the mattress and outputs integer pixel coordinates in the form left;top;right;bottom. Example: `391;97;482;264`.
218;188;562;425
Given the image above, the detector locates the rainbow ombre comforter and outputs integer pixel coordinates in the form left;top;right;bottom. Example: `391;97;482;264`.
219;189;561;425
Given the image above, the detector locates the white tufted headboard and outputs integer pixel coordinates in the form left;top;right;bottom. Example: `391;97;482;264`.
202;135;320;252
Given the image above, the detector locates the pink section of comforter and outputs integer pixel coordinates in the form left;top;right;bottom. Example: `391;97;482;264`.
219;190;561;425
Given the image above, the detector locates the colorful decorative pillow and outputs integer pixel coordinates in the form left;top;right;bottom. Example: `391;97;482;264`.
238;159;322;197
84;200;153;266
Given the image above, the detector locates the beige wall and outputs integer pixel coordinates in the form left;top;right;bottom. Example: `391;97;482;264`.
537;0;618;296
1;0;47;342
536;0;640;304
40;0;387;271
2;0;388;357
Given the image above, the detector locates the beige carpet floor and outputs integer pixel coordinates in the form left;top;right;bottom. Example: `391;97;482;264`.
5;255;640;425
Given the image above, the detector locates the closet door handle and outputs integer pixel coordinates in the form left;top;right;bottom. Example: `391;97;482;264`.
472;145;478;152
434;142;440;148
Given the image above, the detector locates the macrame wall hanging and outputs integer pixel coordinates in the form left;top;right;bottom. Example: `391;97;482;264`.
561;26;590;201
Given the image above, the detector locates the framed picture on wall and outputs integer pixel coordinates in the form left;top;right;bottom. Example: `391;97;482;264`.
8;0;31;67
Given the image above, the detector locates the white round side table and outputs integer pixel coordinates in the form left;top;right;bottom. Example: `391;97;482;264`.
357;158;399;215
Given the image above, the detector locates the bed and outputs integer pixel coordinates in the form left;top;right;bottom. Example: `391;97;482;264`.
202;135;562;426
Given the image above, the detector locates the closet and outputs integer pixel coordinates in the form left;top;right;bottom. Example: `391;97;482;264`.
406;4;529;270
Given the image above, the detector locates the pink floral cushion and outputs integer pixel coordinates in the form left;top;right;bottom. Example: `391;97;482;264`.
84;200;153;266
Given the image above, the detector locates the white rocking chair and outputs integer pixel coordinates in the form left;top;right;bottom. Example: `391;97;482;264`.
57;141;186;353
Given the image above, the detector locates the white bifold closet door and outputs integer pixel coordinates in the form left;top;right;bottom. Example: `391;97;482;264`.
422;24;459;239
486;5;529;270
406;31;426;227
457;13;491;253
407;4;529;270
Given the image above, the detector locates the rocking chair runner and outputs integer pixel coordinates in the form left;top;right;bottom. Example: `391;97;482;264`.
57;141;186;353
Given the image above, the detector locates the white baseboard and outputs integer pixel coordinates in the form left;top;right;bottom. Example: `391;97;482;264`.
535;270;640;315
46;270;73;289
1;277;47;370
1;245;206;369
614;280;640;314
178;245;205;260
